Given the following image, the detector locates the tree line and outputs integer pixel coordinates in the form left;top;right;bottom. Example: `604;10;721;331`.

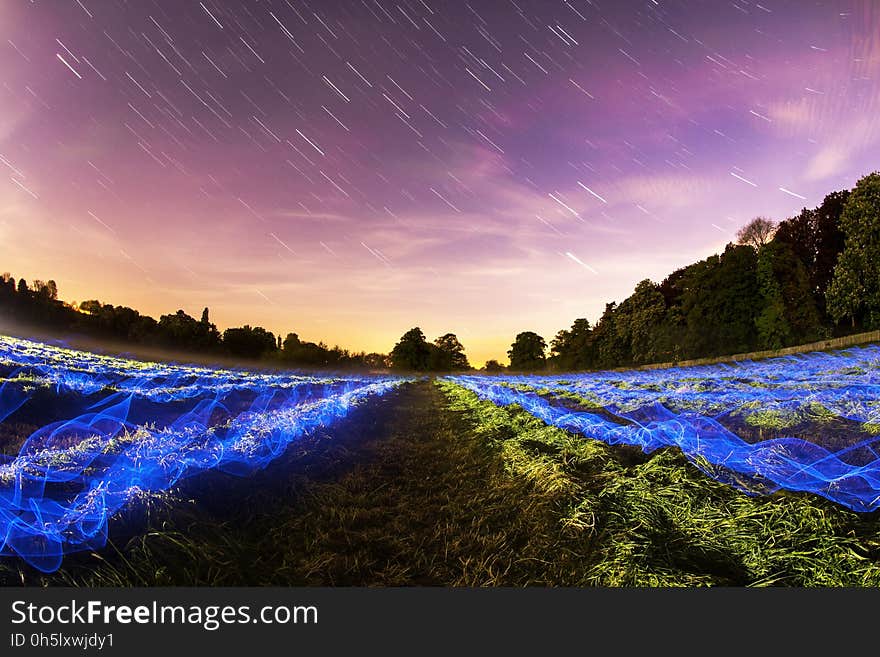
507;171;880;372
0;281;387;369
0;275;477;372
4;171;879;373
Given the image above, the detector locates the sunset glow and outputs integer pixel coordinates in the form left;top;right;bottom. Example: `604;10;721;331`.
1;1;879;364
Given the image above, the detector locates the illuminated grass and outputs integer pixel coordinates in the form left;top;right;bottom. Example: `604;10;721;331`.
2;383;577;586
0;334;406;573
4;380;879;586
446;346;880;512
437;380;880;586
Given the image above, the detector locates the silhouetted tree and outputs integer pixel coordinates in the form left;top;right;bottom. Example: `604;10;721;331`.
29;280;58;300
0;269;386;368
431;333;470;370
680;244;759;358
223;325;277;359
77;300;159;343
158;309;221;352
364;352;391;369
0;273;14;298
507;331;546;371
390;327;432;371
619;279;665;364
483;359;505;373
592;302;630;367
736;216;776;250
549;318;594;371
282;332;301;351
755;244;790;349
812;191;849;307
774;190;849;317
827;172;880;328
282;332;332;366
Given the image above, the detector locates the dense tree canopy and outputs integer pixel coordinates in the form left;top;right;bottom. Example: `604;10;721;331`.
620;280;666;364
549;318;594;371
222;325;277;359
508;331;547;371
431;333;470;371
281;332;386;369
0;276;385;370
775;190;849;314
158;309;221;352
482;359;505;373
513;175;875;372
389;328;471;371
827;173;880;329
390;327;433;371
758;241;820;347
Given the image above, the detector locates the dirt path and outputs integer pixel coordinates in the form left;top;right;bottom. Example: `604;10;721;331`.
269;379;569;586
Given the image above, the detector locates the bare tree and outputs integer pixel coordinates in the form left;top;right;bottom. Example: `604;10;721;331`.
736;216;776;250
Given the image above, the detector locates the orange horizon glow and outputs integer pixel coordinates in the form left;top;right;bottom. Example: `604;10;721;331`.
2;2;879;367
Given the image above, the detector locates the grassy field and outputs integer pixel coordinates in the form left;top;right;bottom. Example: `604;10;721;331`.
3;379;880;586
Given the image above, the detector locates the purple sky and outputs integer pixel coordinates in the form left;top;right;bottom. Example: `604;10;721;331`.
1;0;878;365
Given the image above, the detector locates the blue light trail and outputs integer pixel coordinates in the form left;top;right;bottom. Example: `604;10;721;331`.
0;335;405;572
446;346;880;513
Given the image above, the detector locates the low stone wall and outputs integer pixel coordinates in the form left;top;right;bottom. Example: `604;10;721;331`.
634;329;880;371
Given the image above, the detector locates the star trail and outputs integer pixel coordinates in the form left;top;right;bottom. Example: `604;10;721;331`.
0;0;878;364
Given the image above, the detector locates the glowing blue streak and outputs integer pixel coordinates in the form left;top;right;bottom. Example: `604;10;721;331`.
445;345;880;513
0;335;406;572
